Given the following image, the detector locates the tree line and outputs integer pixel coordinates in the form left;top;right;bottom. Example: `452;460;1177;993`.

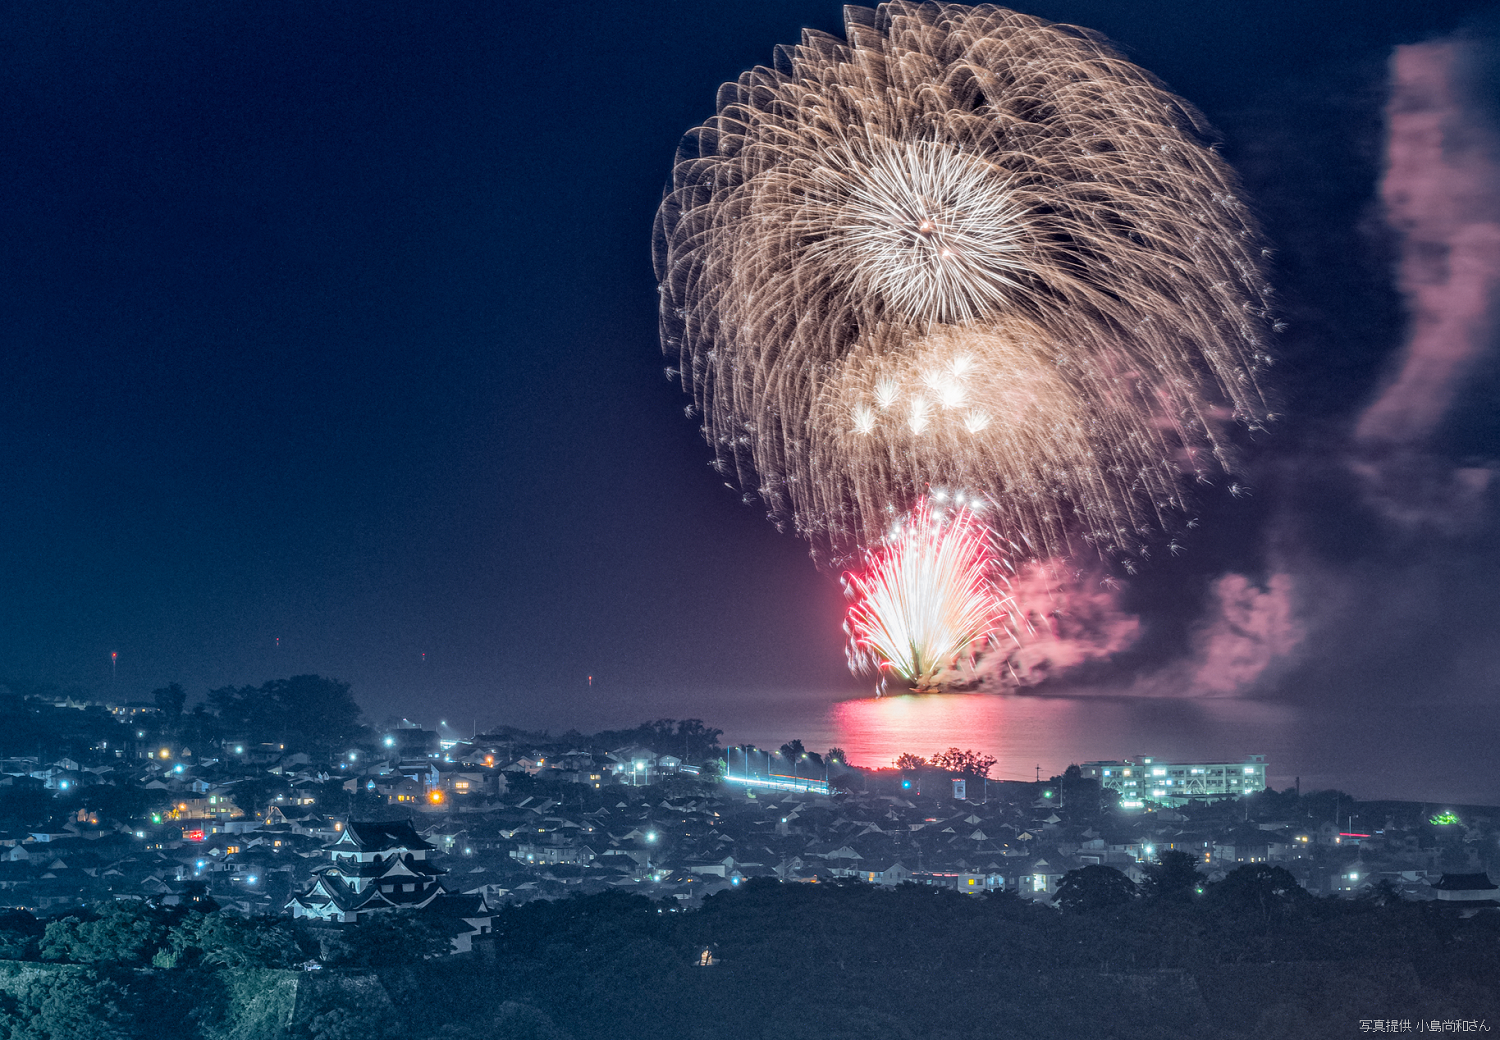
0;869;1495;1039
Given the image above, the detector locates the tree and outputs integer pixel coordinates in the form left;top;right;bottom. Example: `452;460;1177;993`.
1207;864;1309;920
292;993;403;1040
1053;865;1137;912
894;753;927;771
930;748;997;778
491;1002;575;1040
0;783;57;832
673;718;724;760
1361;879;1404;907
77;780;168;828
7;969;137;1040
40;901;175;965
151;682;187;722
421;1005;573;1040
826;747;846;765
176;701;220;749
230;773;294;818
0;909;41;959
779;739;805;767
155;911;305;968
208;674;362;753
1140;849;1204;902
590;719;723;760
1438;843;1473;871
323;911;451;967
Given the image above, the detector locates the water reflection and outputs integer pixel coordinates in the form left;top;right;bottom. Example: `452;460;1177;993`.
830;693;1299;783
538;683;1500;803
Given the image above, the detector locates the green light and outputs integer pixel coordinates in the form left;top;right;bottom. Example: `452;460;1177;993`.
1430;811;1460;826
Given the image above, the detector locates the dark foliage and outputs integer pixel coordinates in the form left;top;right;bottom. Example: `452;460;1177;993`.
1054;864;1138;912
0;911;42;960
152;683;187;722
207;675;362;753
467;876;1500;1040
322;911;451;967
1206;863;1311;921
0;880;1495;1039
1141;849;1206;903
587;718;723;760
0;686;130;761
930;747;998;778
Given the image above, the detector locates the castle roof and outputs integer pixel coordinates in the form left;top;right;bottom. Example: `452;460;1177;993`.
1432;873;1497;891
331;820;434;853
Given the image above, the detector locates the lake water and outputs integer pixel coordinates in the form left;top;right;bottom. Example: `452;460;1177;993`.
522;687;1499;807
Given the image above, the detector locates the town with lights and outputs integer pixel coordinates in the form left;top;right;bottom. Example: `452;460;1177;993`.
0;677;1493;1037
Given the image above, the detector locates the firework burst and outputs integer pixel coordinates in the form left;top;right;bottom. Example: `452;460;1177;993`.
655;2;1274;563
844;499;1008;691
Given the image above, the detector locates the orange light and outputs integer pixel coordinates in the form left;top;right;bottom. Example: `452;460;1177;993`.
429;790;444;804
159;750;170;759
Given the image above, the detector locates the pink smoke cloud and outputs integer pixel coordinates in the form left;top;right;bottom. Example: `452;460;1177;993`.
963;565;1302;698
949;561;1304;698
1353;39;1500;526
958;40;1493;701
1188;573;1302;695
964;561;1140;688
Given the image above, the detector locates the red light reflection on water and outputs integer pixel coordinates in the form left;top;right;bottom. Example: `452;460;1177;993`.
831;694;1295;783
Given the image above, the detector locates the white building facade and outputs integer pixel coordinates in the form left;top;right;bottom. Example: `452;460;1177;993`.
1079;755;1268;808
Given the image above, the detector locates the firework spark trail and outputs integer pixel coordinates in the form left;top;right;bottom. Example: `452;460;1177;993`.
655;3;1274;565
843;499;1008;690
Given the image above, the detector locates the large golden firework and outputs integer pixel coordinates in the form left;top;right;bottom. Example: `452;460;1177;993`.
655;2;1273;563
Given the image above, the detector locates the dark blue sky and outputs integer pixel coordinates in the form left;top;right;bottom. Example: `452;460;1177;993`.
2;0;1496;728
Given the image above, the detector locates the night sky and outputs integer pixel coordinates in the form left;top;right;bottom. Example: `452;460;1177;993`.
3;1;1498;736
